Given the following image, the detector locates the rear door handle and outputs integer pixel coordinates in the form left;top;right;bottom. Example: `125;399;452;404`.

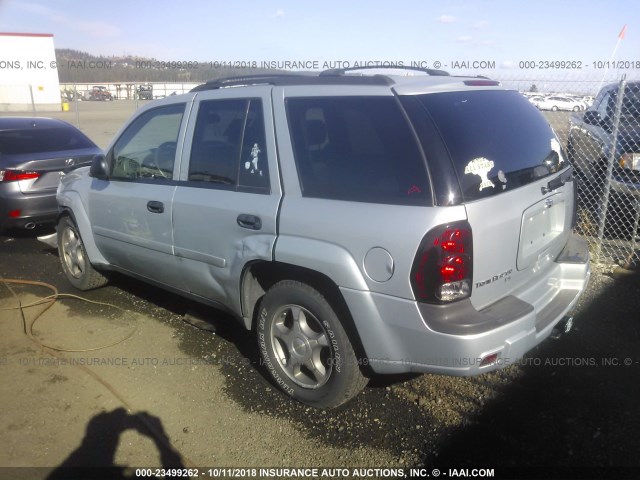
237;214;262;230
147;201;164;214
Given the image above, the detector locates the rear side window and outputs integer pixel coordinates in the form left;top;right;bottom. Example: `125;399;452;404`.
286;96;430;205
407;90;564;201
188;98;270;193
0;126;95;155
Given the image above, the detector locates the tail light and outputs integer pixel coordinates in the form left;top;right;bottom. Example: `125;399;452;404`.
0;170;40;182
411;220;473;303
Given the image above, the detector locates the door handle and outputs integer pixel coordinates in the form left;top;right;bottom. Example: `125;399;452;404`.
237;214;262;230
147;201;164;214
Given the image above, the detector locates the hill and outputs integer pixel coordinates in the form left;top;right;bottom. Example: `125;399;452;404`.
55;48;273;83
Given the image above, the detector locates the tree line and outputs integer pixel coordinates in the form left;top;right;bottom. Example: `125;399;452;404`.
55;49;272;83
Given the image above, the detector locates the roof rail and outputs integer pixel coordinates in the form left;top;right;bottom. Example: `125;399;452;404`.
191;73;393;92
191;74;307;91
320;65;450;77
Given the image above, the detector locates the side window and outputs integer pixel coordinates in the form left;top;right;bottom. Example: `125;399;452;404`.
286;96;430;205
188;98;270;192
110;103;184;181
622;87;640;121
238;100;270;191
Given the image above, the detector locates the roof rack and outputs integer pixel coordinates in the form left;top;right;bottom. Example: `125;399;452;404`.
191;73;393;92
319;65;450;77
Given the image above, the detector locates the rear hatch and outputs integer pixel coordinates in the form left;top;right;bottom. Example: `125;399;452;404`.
399;88;574;310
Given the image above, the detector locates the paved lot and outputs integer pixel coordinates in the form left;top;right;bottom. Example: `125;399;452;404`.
1;100;150;149
1;102;639;479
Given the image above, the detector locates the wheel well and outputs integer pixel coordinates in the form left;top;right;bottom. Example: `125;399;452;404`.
58;207;74;224
241;261;370;373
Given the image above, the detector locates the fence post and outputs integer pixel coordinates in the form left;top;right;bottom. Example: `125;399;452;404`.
74;83;80;127
629;199;640;266
28;84;36;115
595;76;626;261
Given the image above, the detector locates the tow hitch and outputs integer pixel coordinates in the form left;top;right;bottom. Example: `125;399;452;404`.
550;315;574;340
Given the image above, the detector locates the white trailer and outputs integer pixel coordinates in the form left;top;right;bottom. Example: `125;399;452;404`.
0;32;61;112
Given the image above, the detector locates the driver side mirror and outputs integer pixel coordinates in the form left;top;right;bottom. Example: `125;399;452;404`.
583;110;604;126
89;154;109;180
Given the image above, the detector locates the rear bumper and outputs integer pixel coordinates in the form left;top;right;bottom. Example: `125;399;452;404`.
0;187;58;230
342;233;591;375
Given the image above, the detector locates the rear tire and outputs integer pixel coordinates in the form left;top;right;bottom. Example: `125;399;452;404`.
58;216;108;290
256;280;367;408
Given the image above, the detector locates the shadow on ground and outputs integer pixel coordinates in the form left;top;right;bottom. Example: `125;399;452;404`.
428;269;640;475
46;408;184;480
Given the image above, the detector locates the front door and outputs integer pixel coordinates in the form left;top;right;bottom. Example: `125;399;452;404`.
89;101;188;288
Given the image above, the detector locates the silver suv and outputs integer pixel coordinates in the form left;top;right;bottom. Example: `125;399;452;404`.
52;69;591;408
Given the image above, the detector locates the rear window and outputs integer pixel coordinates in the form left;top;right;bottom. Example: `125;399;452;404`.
286;96;431;205
406;90;564;202
0;126;95;155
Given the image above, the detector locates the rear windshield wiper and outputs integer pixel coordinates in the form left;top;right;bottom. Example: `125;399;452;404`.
541;167;573;194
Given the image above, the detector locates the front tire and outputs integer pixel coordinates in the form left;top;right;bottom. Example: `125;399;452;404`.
256;280;367;408
58;216;108;290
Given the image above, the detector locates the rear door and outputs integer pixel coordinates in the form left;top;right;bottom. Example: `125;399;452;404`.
401;89;575;310
172;87;281;313
88;101;188;287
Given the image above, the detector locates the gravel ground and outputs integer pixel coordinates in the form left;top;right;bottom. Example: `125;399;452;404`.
0;231;639;480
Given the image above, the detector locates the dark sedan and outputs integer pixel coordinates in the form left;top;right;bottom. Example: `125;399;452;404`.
0;117;101;231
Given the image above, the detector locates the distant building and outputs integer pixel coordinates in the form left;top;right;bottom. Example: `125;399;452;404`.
0;32;60;112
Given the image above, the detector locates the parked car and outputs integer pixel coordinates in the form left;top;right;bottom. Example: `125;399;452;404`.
538;96;584;112
137;84;153;100
48;69;590;408
528;95;547;109
88;86;113;101
579;96;595;109
567;81;640;234
0;117;101;231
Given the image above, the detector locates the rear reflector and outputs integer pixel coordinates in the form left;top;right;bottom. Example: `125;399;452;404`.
479;352;499;367
0;170;40;182
8;209;21;218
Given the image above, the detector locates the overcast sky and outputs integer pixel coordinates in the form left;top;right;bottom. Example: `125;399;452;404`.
1;0;638;79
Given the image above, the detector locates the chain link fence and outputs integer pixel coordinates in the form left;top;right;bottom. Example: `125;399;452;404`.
59;82;199;101
494;73;640;268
